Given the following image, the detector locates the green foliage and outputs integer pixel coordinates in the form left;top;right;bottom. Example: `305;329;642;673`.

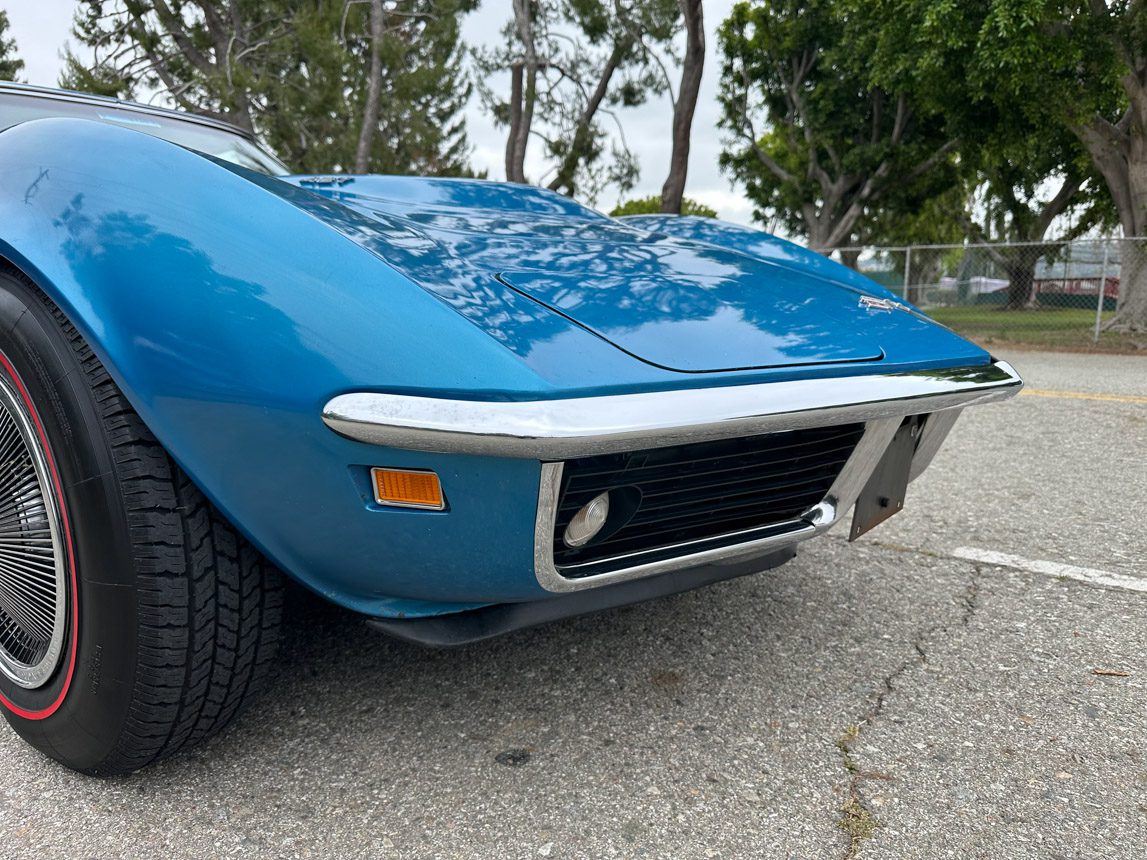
850;0;1112;244
719;0;1117;261
0;11;24;82
846;1;1131;312
63;0;477;176
863;180;970;248
59;54;131;97
717;0;961;249
610;195;717;218
260;0;476;175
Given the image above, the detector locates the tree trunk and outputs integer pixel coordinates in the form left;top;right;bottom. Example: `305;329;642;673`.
838;248;861;270
660;0;704;214
1092;164;1147;330
1072;69;1147;331
1115;239;1147;326
1108;173;1147;330
505;0;537;184
226;91;255;134
805;219;833;254
354;0;385;174
506;63;525;182
1002;258;1037;310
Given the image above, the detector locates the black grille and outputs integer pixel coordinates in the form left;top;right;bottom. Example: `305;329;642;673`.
552;423;866;577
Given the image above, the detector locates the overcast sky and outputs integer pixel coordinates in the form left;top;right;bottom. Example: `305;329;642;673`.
5;0;754;222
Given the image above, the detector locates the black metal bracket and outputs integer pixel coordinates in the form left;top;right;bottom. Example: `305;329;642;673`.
850;416;922;541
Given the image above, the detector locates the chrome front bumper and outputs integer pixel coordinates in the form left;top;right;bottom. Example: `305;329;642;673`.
323;361;1023;592
322;362;1022;459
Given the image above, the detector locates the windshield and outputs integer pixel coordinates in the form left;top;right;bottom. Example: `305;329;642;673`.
0;92;289;175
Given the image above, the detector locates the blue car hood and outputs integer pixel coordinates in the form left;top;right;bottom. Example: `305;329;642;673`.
282;175;968;374
496;264;883;372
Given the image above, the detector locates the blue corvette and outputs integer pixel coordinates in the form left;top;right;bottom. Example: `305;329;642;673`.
0;83;1021;774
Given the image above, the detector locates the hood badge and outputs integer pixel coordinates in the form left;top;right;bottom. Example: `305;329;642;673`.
298;175;354;187
858;296;902;312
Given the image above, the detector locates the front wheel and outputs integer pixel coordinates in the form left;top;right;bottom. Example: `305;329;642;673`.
0;268;282;775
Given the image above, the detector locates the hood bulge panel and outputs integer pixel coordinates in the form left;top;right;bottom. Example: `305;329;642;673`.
496;246;890;372
280;175;988;375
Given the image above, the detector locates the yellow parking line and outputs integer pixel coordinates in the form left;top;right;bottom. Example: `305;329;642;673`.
1020;388;1147;405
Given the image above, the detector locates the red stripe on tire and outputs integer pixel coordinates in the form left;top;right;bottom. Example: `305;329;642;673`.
0;351;78;720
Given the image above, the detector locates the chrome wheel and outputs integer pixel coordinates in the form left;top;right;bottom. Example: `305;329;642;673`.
0;374;66;690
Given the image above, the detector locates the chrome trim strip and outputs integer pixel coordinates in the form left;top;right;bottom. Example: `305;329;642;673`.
533;418;902;593
554;520;809;575
323;362;1022;459
0;81;258;140
0;372;68;688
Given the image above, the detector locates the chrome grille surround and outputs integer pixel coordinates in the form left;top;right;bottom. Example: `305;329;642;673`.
533;417;903;592
550;423;868;576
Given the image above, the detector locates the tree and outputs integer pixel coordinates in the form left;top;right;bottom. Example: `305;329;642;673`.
63;0;476;176
960;138;1111;309
475;0;679;202
610;194;716;217
846;0;1106;309
660;0;703;213
717;0;960;253
261;0;476;175
0;11;24;81
500;0;540;184
60;54;130;97
64;0;278;132
855;0;1147;329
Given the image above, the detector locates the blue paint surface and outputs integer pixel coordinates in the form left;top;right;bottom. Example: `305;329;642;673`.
0;118;990;617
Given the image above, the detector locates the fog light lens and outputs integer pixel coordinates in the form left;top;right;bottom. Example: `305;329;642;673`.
563;491;610;547
371;467;445;510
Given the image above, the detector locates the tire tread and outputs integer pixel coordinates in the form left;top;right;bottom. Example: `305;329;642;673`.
33;286;282;775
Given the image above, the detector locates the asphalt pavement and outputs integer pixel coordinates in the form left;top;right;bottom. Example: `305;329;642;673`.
0;348;1144;859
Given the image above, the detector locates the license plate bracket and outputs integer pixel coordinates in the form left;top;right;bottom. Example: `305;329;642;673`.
849;417;921;541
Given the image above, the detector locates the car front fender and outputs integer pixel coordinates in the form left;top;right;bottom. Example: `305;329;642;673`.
0;117;556;615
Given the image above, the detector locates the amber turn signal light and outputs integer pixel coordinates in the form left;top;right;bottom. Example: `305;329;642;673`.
371;467;445;510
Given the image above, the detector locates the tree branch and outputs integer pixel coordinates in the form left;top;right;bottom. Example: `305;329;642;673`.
145;1;214;77
546;39;629;193
1033;172;1083;239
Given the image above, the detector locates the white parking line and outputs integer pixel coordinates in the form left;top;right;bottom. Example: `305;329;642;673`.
953;547;1147;594
1020;388;1147;405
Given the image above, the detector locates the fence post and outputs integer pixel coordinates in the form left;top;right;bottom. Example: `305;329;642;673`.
1093;241;1110;343
902;246;912;301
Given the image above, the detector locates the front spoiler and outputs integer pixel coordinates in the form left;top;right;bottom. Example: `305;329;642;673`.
321;361;1022;458
366;546;797;647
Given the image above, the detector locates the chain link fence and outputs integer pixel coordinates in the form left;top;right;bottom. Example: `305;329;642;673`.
820;238;1146;352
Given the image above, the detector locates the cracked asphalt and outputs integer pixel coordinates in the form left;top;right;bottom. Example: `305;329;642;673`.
1;349;1145;859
